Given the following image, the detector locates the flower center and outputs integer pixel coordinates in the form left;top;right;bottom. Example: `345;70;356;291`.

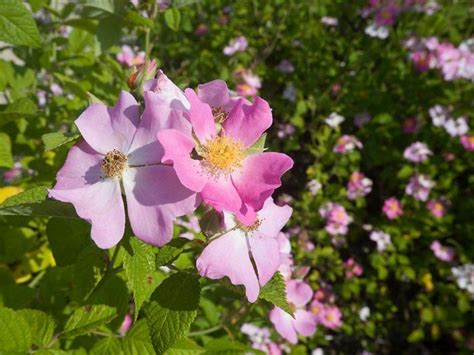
237;218;262;233
212;106;228;124
202;136;244;176
101;149;128;178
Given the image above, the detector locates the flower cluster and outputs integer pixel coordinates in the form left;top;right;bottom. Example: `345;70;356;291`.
333;135;363;154
428;105;469;137
319;203;352;236
347;171;372;199
452;264;474;297
405;174;435;201
50;72;293;302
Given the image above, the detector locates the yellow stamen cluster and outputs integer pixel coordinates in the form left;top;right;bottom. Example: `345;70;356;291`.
212;106;228;124
237;218;262;233
101;149;128;178
202;136;244;176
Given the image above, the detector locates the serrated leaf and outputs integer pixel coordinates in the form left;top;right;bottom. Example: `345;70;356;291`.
90;336;123;355
0;0;41;47
259;272;293;316
0;307;32;352
164;8;181;31
156;238;189;267
42;132;80;151
63;305;117;337
0;186;78;218
16;309;55;347
245;133;267;156
0;97;37;126
0;132;13;168
165;338;204;355
145;272;200;354
122;319;155;355
123;238;157;321
46;218;91;266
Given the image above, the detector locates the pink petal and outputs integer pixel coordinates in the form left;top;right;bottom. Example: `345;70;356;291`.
128;92;191;166
286;280;313;307
223;97;272;148
196;232;260;302
197;80;232;110
52;140;103;190
248;233;280;286
49;179;125;249
75;91;139;155
143;71;190;111
201;175;243;214
184;88;215;142
294;310;317;337
157;129;208;192
257;198;292;238
123;166;198;246
269;307;298;344
233;152;293;212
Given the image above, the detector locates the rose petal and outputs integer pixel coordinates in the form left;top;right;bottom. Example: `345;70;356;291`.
143;71;190;111
294;310;317;337
184;88;216;142
256;198;292;238
269;307;298;344
286;280;313;307
197;80;232;109
248;233;280;286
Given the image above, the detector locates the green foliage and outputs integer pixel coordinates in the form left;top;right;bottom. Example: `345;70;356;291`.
63;305;117;337
0;307;32;352
259;272;293;316
0;0;41;47
164;8;181;32
16;309;55;347
42;132;80;151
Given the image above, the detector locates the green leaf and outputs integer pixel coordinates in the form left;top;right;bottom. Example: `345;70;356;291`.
125;10;154;28
156;238;189;267
259;272;293;316
145;272;200;354
0;284;35;308
0;132;13;168
245;133;267;156
84;0;115;14
16;309;55;347
90;336;123;355
407;328;424;343
0;97;37;126
96;16;123;52
199;210;223;238
0;307;32;352
123;238;158;321
42;132;80;151
63;305;117;337
122;319;155;355
204;337;263;354
165;338;204;354
0;0;41;47
164;8;181;31
0;186;78;218
46;218;91;266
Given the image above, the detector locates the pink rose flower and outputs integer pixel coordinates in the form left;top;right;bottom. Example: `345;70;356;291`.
119;314;133;336
430;240;456;262
403;142;432;162
460;135;474;151
197;198;292;302
49;79;198;249
269;279;317;344
333;135;363;154
116;45;145;67
347;171;372;199
426;199;447;218
405;174;435;201
223;36;248;56
382;197;403;219
319;305;343;330
157;85;293;225
320;203;352;236
344;258;363;278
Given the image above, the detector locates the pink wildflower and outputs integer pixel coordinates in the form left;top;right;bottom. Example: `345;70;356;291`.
375;4;399;26
119;314;133;336
402;116;419;134
223;36;248;56
410;51;432;72
3;162;22;183
344;258;363;278
430;240;456;262
333;135;363;154
116;45;145;67
320;203;352;236
426;199;447;218
269;279;317;344
196;198;292;302
382;197;403;219
403;142;432;162
157;84;293;225
319;305;343;330
347;171;372;199
49;78;198;249
460;135;474;151
405;174;435;201
370;230;392;251
277;123;296;139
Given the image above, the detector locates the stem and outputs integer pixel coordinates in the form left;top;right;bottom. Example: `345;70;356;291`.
188;325;222;337
28;270;46;288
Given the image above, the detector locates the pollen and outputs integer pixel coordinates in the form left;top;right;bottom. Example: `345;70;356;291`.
237;218;262;233
202;136;244;176
212;106;228;124
101;149;128;178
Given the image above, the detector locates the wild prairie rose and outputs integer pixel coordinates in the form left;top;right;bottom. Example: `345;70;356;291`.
460;135;474;151
241;323;284;354
382;197;403;219
223;36;248;56
319;305;343;330
405;174;435;201
116;45;145;67
364;23;389;39
444;117;469;137
319;202;352;236
321;16;338;27
427;199;447;218
333;135;363;154
403;142;432;162
374;4;399;26
452;264;474;297
410;51;432;72
307;179;322;196
347;171;372;199
370;230;392;251
325;112;345;128
197;198;292;302
158;86;293;225
237;71;262;97
49;85;198;248
269;279;317;344
344;258;363;278
277;123;295;139
429;105;450;127
119;314;133;336
430;240;456;262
